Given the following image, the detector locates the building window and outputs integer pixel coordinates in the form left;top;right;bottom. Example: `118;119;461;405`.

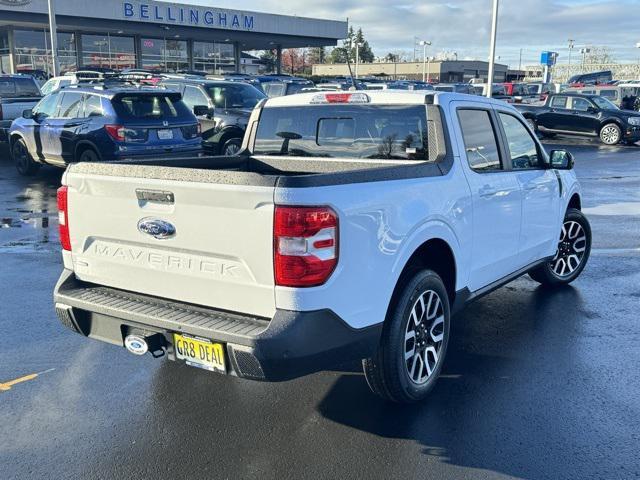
140;38;188;72
13;29;77;75
81;34;135;70
0;30;9;74
193;41;235;74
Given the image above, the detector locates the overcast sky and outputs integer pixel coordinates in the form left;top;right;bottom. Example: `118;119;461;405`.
174;0;640;66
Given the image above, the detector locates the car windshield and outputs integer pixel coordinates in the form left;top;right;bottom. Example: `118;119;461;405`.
112;93;191;119
0;77;41;97
205;83;266;109
592;96;618;110
253;104;428;160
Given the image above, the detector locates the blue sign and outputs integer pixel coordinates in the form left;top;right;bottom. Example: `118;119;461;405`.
540;51;558;66
123;2;255;30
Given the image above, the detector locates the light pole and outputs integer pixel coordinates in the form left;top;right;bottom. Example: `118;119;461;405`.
636;42;640;68
567;39;575;78
47;0;59;76
419;40;431;82
580;47;590;74
355;41;363;78
486;0;499;98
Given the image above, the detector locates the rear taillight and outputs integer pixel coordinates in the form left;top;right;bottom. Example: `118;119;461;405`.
0;103;3;121
105;124;125;141
274;206;338;287
57;186;71;251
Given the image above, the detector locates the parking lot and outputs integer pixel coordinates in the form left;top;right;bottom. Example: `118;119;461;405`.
1;138;638;480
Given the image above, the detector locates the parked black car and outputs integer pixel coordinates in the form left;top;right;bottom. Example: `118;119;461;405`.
160;78;266;155
516;93;640;145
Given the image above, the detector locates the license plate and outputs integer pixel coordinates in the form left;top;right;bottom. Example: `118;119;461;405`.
173;334;225;373
157;129;174;140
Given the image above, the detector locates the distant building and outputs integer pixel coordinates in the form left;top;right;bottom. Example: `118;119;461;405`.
312;60;510;83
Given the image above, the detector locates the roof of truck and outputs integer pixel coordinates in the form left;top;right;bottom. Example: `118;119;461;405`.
262;90;506;107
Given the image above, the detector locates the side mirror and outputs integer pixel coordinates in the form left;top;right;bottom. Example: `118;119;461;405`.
22;109;34;119
193;105;213;117
587;106;598;114
549;149;574;170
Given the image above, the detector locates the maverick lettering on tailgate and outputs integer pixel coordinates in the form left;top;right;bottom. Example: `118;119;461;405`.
92;242;240;278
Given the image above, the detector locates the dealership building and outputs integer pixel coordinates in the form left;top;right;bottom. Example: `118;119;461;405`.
0;0;347;75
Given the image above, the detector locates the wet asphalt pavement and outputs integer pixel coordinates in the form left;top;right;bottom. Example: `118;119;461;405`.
1;140;639;480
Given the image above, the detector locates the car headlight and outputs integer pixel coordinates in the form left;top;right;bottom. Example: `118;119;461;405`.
628;117;640;126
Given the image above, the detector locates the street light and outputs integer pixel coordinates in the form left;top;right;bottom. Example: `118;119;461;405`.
419;40;431;82
567;39;575;77
486;0;499;98
580;47;590;73
355;41;363;79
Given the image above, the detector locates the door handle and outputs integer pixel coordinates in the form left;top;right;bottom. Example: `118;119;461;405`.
479;186;498;197
63;121;83;128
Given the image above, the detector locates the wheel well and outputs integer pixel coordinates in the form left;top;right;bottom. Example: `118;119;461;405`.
599;120;623;133
9;133;22;149
392;239;457;307
75;142;100;161
568;193;581;211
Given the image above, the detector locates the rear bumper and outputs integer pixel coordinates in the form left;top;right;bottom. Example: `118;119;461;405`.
0;122;11;142
53;270;382;381
113;146;203;161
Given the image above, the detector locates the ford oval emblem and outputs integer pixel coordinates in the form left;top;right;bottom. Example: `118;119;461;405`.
137;217;176;239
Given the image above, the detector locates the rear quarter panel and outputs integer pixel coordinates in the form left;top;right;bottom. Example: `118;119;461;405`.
274;161;473;329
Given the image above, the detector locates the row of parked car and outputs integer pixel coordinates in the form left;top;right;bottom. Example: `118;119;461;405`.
2;68;639;177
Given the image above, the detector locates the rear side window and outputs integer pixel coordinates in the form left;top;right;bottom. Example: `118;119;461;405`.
0;77;40;97
550;96;568;108
112;94;191;119
57;92;83;118
458;109;501;172
253;105;428;160
83;95;104;117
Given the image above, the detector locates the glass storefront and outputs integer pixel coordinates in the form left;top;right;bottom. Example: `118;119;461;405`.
13;29;78;74
4;29;240;76
193;41;235;74
81;34;135;70
140;38;188;72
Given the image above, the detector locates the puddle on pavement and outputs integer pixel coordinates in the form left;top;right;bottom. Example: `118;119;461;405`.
1;210;53;230
583;202;640;216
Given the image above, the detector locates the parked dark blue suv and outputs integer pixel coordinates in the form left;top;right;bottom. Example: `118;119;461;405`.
9;85;202;175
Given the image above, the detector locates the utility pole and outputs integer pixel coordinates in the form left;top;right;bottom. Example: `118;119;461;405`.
419;40;431;82
518;48;522;72
567;39;575;79
486;0;499;98
355;42;363;79
47;0;59;76
580;47;590;74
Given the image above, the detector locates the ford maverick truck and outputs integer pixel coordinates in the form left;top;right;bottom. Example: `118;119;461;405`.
53;90;591;403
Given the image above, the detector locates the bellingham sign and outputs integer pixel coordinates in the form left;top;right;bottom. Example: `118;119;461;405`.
122;2;255;30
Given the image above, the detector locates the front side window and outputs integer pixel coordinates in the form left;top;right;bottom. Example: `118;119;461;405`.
33;93;59;118
254;105;428;160
458;109;501;171
57;92;83;118
499;113;540;170
592;96;618;110
571;97;593;112
182;85;209;110
206;83;266;109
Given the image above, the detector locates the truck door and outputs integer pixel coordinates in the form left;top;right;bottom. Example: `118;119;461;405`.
451;102;523;291
568;97;601;135
539;95;573;131
494;108;560;263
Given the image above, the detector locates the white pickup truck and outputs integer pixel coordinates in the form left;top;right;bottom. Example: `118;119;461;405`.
53;90;591;403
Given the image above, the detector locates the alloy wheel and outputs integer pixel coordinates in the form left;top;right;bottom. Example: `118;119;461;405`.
14;142;29;173
224;142;241;156
551;220;587;277
600;125;620;145
404;289;445;385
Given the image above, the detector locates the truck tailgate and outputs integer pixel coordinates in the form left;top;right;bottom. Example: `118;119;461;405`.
64;168;276;318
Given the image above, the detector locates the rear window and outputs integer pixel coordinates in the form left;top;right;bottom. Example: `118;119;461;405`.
112;93;191;119
0;77;40;97
253;105;428;160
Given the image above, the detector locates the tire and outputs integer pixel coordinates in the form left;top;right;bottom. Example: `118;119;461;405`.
529;208;591;286
221;138;242;156
77;147;99;163
599;123;622;145
12;138;40;176
363;269;450;403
